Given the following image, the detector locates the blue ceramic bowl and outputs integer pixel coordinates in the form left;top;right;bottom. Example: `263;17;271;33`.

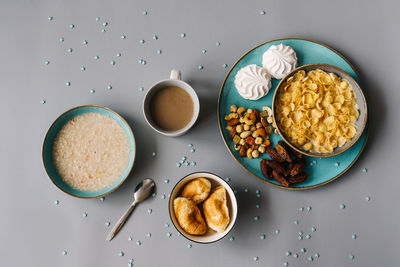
42;105;136;198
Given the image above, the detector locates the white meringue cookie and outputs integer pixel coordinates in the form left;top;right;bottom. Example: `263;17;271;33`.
234;64;271;100
262;44;298;79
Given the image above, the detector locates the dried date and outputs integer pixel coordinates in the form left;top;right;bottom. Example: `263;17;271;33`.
272;170;290;187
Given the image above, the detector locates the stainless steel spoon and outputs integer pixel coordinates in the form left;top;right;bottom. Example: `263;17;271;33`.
106;178;156;241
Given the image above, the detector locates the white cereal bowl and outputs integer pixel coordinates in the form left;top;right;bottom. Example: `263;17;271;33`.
169;172;238;244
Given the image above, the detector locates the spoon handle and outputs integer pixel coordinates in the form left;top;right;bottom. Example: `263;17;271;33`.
106;202;137;241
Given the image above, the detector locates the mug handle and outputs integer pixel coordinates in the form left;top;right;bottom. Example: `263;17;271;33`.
170;69;181;80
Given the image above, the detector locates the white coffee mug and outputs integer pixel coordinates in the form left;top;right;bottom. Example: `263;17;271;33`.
143;69;200;137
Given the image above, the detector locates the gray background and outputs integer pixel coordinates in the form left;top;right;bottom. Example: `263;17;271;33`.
0;0;399;266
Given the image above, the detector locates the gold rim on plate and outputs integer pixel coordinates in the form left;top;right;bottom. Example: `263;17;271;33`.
217;37;369;190
42;104;136;199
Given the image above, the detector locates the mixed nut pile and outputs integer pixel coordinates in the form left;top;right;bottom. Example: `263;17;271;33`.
224;105;309;187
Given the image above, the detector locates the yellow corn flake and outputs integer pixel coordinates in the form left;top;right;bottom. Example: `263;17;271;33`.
276;69;359;153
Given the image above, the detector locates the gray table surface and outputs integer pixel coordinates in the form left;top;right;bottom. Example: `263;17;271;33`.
1;0;399;266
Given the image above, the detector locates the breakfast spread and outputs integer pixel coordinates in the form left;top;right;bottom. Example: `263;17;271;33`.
275;69;359;153
52;113;130;191
262;43;298;79
234;64;271;100
224;105;276;159
149;85;194;131
173;178;230;235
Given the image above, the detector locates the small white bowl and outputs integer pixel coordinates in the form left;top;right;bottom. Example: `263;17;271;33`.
169;172;238;244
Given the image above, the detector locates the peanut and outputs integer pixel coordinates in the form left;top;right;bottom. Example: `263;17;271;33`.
258;145;266;153
240;131;251;139
236;124;243;134
255;137;263;145
230;105;237;113
251;150;260;158
243;124;250;131
237;106;246;115
247;148;253;159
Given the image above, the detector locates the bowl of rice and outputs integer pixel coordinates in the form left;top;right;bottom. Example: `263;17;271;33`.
42;105;136;198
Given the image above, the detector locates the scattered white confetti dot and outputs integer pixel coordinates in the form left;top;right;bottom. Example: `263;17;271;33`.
62;250;67;255
275;229;280;234
67;48;73;53
66;82;71;86
161;194;166;199
69;24;74;29
96;17;100;21
139;39;145;44
366;196;371;201
190;148;195;153
164;179;169;184
253;256;259;261
362;168;368;173
105;221;110;226
41;99;46;104
226;178;231;182
54;200;59;205
48;16;53;21
110;61;116;65
119;252;124;257
314;253;320;258
216;42;221;46
187;244;192;248
254;216;260;221
298;231;303;235
116;53;121;57
229;236;235;241
198;65;203;70
349;254;354;260
164;223;169;228
223;64;228;68
129;258;134;263
101;29;106;33
59;37;64;42
147;208;152;214
128;236;132;241
82;212;87;217
107;85;112;90
147;233;151;238
94;55;99;60
298;236;303;240
311;227;316;232
188;144;193;147
141;60;147;65
121;35;126;39
152;152;156;157
136;240;141;246
185;161;190;166
294;220;299;225
260;11;266;15
299;207;304;212
340;204;346;209
352;234;357;239
81;66;86;71
143;11;148;15
152;192;156;197
128;263;132;267
103;22;108;27
83;40;88;45
181;33;186;38
308;256;313;262
306;234;311;239
256;204;260;209
167;232;172;237
283;262;288;266
260;234;266;240
153;35;158;40
335;162;340;167
244;188;248;192
286;251;291;256
176;162;181;167
293;253;298;258
191;162;196;166
100;197;105;201
157;49;162;54
301;248;306;253
234;190;237;194
306;206;312;211
202;49;207;54
44;60;50;65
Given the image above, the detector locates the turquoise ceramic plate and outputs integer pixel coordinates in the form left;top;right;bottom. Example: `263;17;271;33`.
218;38;368;190
42;105;136;198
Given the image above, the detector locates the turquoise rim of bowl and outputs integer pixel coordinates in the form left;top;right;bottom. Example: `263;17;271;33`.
42;105;136;199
